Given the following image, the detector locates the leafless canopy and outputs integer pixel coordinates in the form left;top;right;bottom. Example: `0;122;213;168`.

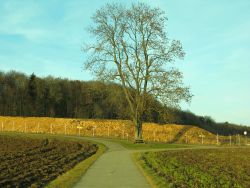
84;3;192;140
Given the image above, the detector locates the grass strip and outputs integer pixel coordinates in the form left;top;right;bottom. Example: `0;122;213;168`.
132;152;167;188
46;141;106;188
98;137;192;150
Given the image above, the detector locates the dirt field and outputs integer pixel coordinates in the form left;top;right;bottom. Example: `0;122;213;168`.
0;133;98;187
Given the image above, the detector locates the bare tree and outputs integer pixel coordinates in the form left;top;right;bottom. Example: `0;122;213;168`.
84;3;192;142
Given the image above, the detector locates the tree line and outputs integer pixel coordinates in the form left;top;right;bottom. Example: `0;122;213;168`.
0;70;249;135
0;70;161;120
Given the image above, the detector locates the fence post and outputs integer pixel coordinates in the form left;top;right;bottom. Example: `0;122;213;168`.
230;135;232;146
50;124;53;134
216;133;219;145
12;121;15;131
238;134;241;146
199;134;204;144
92;126;96;137
37;123;40;133
25;122;27;133
123;125;125;139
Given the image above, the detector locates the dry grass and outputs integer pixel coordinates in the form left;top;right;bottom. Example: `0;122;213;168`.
0;116;231;145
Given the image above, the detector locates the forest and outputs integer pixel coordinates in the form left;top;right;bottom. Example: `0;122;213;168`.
0;70;249;135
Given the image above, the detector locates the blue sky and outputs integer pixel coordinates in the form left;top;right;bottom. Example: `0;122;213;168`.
0;0;250;126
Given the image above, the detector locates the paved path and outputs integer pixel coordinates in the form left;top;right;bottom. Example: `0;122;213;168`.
74;138;151;188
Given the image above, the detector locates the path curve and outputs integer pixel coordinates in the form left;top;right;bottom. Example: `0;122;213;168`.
74;137;151;188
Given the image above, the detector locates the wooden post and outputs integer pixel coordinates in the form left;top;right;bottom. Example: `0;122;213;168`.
92;127;95;137
238;134;241;146
37;123;40;133
230;135;232;146
123;125;125;139
199;134;204;144
50;124;53;134
216;133;219;145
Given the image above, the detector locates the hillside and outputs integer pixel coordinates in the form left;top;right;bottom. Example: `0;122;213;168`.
0;116;244;145
0;70;249;136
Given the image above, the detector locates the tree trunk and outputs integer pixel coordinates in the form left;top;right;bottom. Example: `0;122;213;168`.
134;119;144;143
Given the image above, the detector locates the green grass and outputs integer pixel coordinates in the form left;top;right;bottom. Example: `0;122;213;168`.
137;148;250;188
100;137;193;150
133;152;162;188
